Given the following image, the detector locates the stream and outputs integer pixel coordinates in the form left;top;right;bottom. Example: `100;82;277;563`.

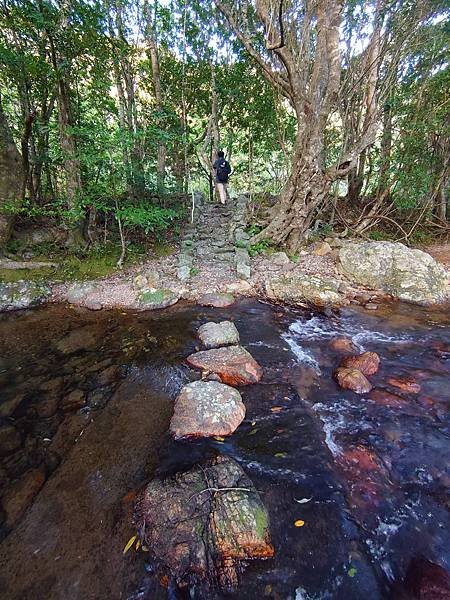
0;299;449;599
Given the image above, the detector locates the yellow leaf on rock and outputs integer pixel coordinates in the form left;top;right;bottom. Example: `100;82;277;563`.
123;535;137;554
270;407;283;413
135;539;141;551
294;520;305;527
214;436;225;442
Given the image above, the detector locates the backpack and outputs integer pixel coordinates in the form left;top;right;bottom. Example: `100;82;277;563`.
216;159;230;183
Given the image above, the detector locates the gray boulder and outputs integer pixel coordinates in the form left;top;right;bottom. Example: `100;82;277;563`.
138;288;180;309
338;241;449;304
65;281;99;304
170;380;245;438
198;321;240;349
265;273;346;307
0;281;51;312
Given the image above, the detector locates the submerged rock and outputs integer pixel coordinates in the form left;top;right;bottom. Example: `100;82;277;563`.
198;292;235;307
265;273;347;307
334;367;372;394
186;346;263;386
198;321;240;349
56;325;101;354
2;468;46;528
0;424;22;456
133;455;274;592
138;288;180;310
170;380;245;439
340;351;380;376
0;281;51;312
387;376;421;394
338;242;449;305
329;337;357;353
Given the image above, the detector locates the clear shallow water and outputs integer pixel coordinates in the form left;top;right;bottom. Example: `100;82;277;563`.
0;299;449;599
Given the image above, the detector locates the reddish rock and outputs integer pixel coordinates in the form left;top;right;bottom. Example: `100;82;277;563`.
2;468;46;528
403;557;450;600
198;293;235;308
334;368;372;394
340;351;380;376
387;376;421;394
329;337;357;353
186;346;263;386
336;445;389;516
369;388;409;409
170;381;246;439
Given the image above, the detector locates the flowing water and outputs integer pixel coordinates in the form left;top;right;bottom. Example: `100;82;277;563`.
0;299;449;599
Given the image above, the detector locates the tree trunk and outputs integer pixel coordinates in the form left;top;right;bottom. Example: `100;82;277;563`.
146;1;166;194
0;99;24;251
251;134;332;253
41;0;84;242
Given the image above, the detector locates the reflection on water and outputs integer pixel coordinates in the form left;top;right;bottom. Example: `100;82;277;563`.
0;299;449;599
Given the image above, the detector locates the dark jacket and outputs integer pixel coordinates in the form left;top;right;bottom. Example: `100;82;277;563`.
213;158;231;183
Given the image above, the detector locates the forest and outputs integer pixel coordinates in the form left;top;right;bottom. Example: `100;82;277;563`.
1;3;450;599
0;0;448;272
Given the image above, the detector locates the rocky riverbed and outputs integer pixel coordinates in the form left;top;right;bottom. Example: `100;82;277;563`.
0;298;449;599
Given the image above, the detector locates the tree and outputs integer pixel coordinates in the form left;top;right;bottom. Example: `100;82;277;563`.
215;0;443;251
0;96;23;250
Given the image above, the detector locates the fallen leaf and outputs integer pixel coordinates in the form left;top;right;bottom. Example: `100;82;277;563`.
270;406;283;413
295;497;312;504
214;436;225;442
294;519;305;527
123;535;137;555
249;428;258;436
135;539;141;551
274;452;287;458
348;566;357;578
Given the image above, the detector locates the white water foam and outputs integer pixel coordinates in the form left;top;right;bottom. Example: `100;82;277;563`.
286;315;413;353
282;333;322;373
312;401;348;456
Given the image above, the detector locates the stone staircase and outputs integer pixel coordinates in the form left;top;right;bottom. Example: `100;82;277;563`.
176;193;252;282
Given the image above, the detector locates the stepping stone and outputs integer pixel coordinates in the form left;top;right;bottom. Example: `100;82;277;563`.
186;346;263;386
198;321;240;349
198;293;235;307
170;381;245;439
133;455;273;592
334;368;372;394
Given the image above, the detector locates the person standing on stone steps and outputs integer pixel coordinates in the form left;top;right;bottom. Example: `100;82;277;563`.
213;150;232;205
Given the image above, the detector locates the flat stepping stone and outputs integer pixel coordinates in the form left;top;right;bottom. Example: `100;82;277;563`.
198;293;235;307
138;288;180;310
198;321;240;349
186;346;263;386
169;381;245;439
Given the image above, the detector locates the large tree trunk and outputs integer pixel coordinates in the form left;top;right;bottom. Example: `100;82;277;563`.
251;134;332;252
0;100;24;251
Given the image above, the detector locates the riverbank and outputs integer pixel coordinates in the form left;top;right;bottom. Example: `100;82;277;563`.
1;197;449;313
